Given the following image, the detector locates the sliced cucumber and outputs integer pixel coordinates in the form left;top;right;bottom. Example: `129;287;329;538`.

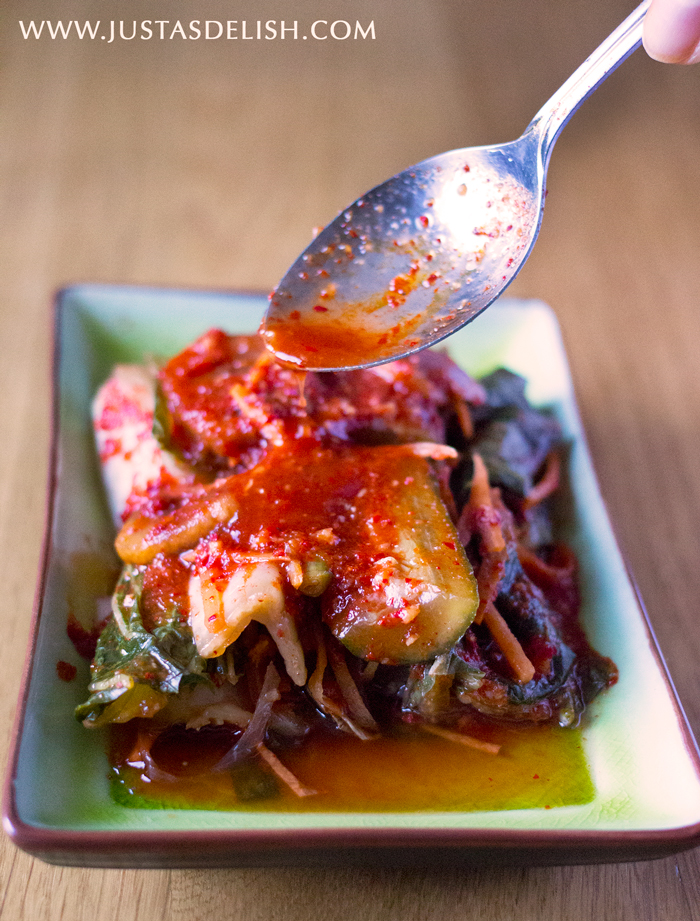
322;450;478;664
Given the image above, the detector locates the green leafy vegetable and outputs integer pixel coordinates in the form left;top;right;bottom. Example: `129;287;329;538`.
471;368;531;417
75;565;207;727
460;368;562;500
152;379;186;463
403;653;485;716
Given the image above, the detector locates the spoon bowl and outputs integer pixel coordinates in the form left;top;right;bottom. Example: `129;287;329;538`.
263;1;649;371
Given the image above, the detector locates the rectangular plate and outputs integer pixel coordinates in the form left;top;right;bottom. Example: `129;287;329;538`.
5;284;700;868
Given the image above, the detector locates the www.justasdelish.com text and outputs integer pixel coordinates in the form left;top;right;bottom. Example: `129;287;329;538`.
19;20;376;41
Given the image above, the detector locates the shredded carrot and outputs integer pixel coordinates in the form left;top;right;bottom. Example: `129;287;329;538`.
453;398;474;440
469;452;493;508
256;743;317;797
307;634;328;709
482;602;535;684
361;661;379;682
327;642;378;731
473;546;509;626
419;723;501;755
523;451;561;510
469;454;506;553
517;543;575;588
460;456;508;622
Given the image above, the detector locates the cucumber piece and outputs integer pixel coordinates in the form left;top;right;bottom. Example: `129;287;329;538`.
322;451;478;664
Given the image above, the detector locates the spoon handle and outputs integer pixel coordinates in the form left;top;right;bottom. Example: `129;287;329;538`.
529;0;650;165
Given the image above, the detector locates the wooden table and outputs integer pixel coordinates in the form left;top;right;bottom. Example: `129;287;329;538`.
2;0;700;916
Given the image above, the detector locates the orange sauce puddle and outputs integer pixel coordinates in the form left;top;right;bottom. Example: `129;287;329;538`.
265;302;428;368
265;259;442;368
110;721;594;813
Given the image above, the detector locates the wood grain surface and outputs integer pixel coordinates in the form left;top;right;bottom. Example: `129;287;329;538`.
2;0;700;917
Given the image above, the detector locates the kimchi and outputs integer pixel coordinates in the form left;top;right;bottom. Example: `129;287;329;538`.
77;330;617;799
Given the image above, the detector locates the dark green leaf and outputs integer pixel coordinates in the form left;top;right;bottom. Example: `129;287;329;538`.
76;565;207;725
457;367;562;503
471;368;530;421
471;412;561;498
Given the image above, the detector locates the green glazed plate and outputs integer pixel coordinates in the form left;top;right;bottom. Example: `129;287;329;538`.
4;285;700;867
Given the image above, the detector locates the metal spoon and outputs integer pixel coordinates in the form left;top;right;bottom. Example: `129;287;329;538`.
262;1;649;371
